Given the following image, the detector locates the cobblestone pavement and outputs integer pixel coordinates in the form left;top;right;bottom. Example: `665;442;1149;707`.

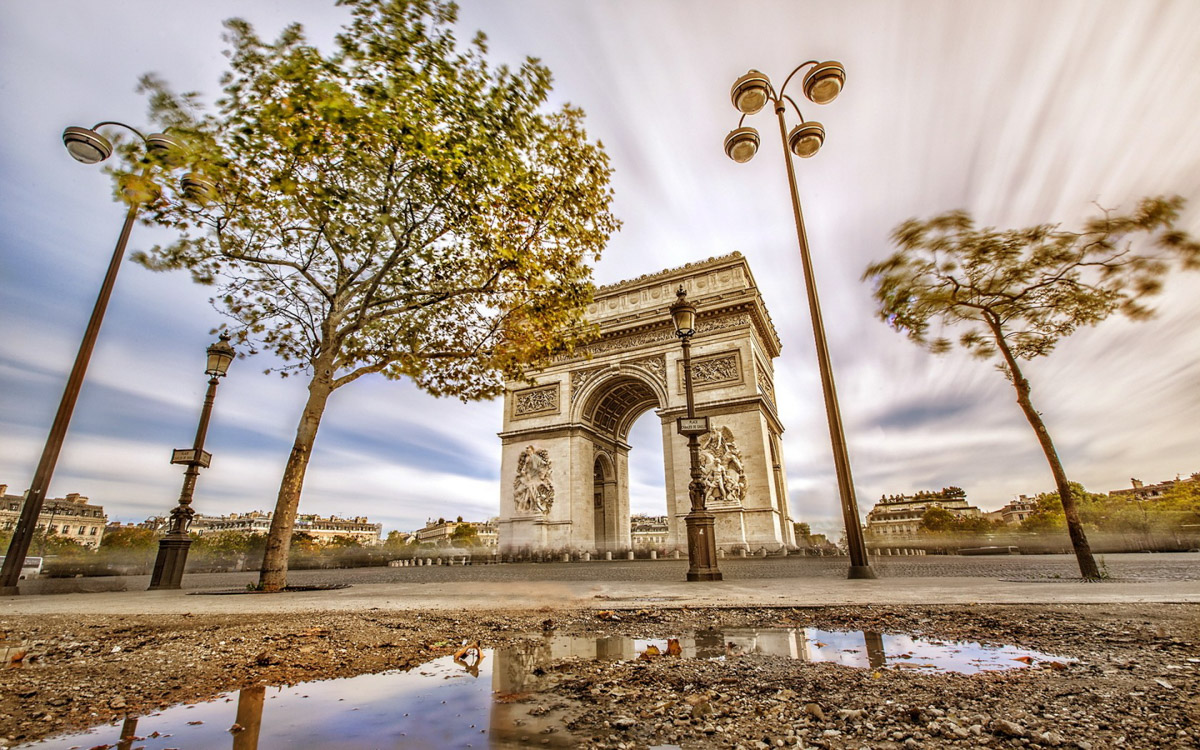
20;551;1198;596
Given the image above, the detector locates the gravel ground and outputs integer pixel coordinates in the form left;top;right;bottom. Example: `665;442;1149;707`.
2;602;1198;749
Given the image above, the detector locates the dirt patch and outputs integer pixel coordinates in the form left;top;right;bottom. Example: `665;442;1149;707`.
2;603;1197;748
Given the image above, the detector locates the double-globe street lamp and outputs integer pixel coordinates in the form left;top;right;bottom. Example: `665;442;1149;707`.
723;62;875;579
148;333;236;590
670;287;723;582
0;122;211;595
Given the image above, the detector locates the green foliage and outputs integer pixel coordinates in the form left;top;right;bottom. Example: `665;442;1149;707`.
920;507;1001;535
920;506;956;532
450;522;479;546
190;531;266;555
118;0;618;399
0;529;93;557
383;530;412;548
99;527;160;551
865;197;1199;365
1017;482;1200;537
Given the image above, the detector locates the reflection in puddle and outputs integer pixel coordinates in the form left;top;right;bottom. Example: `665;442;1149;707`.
609;624;1070;672
520;628;1069;674
21;628;1069;749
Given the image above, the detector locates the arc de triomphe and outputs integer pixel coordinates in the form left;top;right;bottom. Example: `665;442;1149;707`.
497;252;795;554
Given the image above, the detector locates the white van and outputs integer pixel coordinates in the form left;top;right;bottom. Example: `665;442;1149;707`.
0;556;43;578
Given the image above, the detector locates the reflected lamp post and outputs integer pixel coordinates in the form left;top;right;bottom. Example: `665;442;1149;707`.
670;286;723;582
148;332;235;590
0;122;205;595
724;61;875;579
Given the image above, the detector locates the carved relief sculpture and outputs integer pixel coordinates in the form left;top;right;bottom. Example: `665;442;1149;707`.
629;353;667;389
514;384;559;417
514;446;555;514
692;353;739;384
698;426;747;509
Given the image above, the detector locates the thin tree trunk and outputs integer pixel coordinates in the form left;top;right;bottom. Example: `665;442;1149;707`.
987;318;1101;579
258;368;335;591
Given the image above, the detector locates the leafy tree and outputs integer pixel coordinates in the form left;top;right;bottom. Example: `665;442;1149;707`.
450;522;479;546
117;0;618;590
920;506;956;533
383;530;412;548
1;529;92;558
190;531;266;556
99;527;160;551
865;197;1199;579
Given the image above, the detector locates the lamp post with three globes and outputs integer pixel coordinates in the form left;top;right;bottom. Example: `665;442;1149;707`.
723;62;875;579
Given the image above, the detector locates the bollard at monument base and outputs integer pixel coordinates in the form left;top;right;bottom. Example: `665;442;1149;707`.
672;550;681;559
626;550;634;560
605;551;612;561
650;550;657;560
562;553;570;563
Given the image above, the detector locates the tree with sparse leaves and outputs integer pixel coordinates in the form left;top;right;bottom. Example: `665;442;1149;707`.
864;197;1199;579
113;0;618;591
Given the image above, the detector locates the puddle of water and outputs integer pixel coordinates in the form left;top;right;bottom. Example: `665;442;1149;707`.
538;628;1070;674
21;628;1069;749
22;650;574;750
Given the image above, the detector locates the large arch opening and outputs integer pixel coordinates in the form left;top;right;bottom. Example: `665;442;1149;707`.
592;453;617;550
580;374;666;553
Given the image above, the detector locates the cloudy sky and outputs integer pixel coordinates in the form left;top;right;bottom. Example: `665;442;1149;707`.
1;0;1198;539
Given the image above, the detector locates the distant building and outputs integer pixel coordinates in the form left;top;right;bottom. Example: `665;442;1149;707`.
1109;473;1199;501
631;515;669;548
414;518;497;548
985;495;1039;526
472;520;499;549
865;486;982;537
144;510;382;545
0;484;107;549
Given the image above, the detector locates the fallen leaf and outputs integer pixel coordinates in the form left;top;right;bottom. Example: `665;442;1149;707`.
666;639;682;657
1013;656;1035;665
186;721;203;726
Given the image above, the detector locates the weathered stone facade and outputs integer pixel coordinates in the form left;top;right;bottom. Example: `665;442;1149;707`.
497;253;795;553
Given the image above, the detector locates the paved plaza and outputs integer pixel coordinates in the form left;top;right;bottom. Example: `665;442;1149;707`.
3;552;1197;616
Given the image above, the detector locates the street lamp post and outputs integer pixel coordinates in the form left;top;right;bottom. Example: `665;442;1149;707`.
0;122;192;596
148;333;235;590
670;287;723;582
723;62;875;579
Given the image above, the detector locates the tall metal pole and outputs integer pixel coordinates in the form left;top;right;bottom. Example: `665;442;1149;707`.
148;374;221;590
773;101;874;579
680;332;723;581
1;203;140;595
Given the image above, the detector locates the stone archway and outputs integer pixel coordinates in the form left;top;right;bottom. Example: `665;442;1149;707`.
497;253;795;554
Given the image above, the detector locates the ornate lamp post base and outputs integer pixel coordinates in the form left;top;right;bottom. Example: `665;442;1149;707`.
148;535;192;590
847;565;876;580
685;510;723;581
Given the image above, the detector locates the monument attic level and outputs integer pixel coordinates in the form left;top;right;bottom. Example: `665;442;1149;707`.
497;253;795;554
